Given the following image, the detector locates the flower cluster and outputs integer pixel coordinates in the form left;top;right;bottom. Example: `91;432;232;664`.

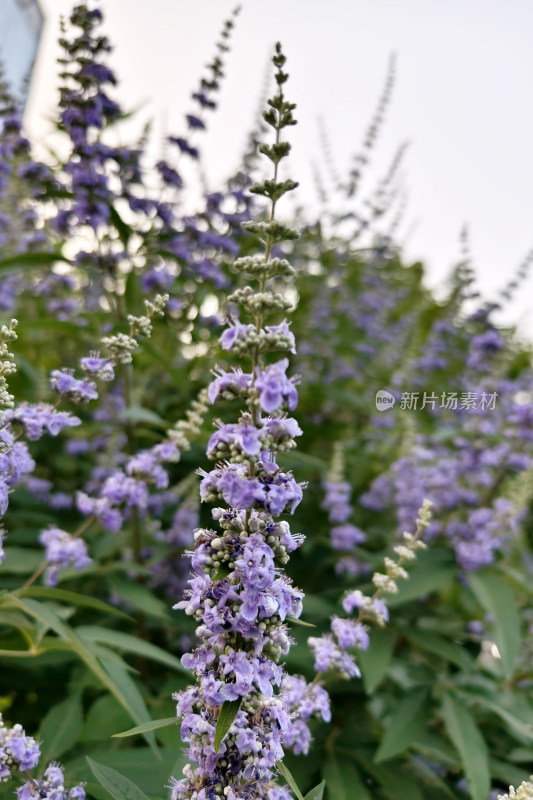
100;294;169;365
498;779;533;800
0;320;37;535
279;675;330;757
171;44;307;800
0;319;18;409
163;7;240;182
0;319;20;551
322;442;367;576
39;526;92;586
0;714;40;781
309;499;431;678
17;764;85;800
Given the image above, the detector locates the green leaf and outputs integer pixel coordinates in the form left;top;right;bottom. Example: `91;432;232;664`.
10;598;157;749
362;764;425;800
358;627;394;694
214;698;242;753
109;206;133;247
80;695;132;743
212;565;232;582
304;780;326;800
107;578;170;620
287;616;316;628
441;692;490;800
112;717;178;738
86;757;151;800
490;758;531;788
411;756;459;799
0;251;70;272
278;761;305;800
99;653;159;755
0;548;42;574
76;626;187;673
18;587;132;619
67;747;177;800
323;757;371;800
119;406;167;428
38;694;83;762
469;572;521;678
405;630;474;670
387;556;455;608
463;693;533;744
354;758;425;800
375;688;428;762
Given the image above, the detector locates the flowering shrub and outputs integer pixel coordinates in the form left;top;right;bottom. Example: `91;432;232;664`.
1;5;533;800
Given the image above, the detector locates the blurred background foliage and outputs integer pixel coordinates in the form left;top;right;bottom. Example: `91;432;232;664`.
1;5;533;800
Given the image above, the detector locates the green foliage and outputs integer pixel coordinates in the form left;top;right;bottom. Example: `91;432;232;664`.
87;758;151;800
1;7;533;800
214;698;242;753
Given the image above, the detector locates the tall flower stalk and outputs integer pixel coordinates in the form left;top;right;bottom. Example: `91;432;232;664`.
171;44;306;800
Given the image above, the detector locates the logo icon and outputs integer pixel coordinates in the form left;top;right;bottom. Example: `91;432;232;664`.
375;390;396;411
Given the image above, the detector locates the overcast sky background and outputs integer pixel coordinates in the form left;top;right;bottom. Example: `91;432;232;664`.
24;0;533;337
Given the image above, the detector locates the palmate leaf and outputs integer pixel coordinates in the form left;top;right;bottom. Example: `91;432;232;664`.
76;625;188;673
10;598;158;753
214;698;242;752
87;758;151;800
18;587;132;619
441;692;490;800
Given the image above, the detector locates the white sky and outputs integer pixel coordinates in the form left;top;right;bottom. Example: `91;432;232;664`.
26;0;533;336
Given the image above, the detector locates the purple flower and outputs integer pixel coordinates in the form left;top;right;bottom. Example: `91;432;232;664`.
186;114;205;130
207;421;262;458
50;370;98;403
171;51;316;799
331;617;370;650
308;634;360;678
80;354;115;381
168;136;199;159
208;367;253;404
255;358;299;413
15;761;85;800
234;536;276;591
219;320;255;352
0;714;41;778
3;404;81;440
330;523;366;550
39;527;92;586
76;491;122;532
101;472;149;512
265;321;296;354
